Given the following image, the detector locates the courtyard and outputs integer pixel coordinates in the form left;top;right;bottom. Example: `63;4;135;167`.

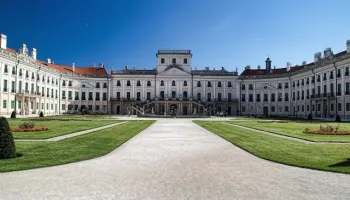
0;116;350;199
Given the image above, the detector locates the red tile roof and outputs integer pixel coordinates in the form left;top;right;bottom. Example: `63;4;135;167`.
5;48;107;76
240;66;305;76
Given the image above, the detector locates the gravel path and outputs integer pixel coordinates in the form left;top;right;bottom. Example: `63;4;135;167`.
1;119;350;200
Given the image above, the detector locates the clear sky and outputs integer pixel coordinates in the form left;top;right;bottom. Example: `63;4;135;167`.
1;0;350;73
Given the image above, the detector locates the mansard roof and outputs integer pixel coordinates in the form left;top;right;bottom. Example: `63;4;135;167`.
4;48;108;76
240;50;349;77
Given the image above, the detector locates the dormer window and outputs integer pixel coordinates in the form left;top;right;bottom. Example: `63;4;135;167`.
184;58;188;64
172;58;176;64
161;58;165;64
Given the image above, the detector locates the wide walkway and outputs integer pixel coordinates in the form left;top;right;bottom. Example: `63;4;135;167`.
1;119;350;200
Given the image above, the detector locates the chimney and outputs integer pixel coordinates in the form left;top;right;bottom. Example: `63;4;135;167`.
72;63;75;72
257;65;260;69
286;62;291;71
125;65;128;70
31;48;37;60
92;63;96;68
302;61;307;65
347;40;350;53
98;63;104;68
245;65;250;70
0;34;7;49
47;58;51;64
265;57;271;74
20;44;28;56
324;48;333;58
314;52;322;62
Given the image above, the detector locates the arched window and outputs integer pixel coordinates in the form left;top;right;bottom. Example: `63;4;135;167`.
241;84;245;90
197;81;201;87
172;80;176;86
127;80;131;86
12;66;15;75
96;82;100;88
19;68;23;76
218;81;222;87
116;80;121;86
172;91;176;98
31;72;35;80
103;82;107;88
184;58;188;64
137;80;141;86
160;91;164;98
172;58;176;64
4;64;8;73
183;80;187;86
228;81;232;87
26;71;29;78
207;93;212;101
183;91;188;99
207;81;212;87
147;80;151;86
160;80;164;86
161;58;165;64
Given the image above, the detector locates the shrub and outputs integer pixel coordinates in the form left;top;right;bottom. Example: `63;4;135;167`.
335;115;341;122
303;124;348;135
10;111;16;119
0;117;16;159
19;121;35;129
39;111;44;117
11;126;49;132
308;113;312;120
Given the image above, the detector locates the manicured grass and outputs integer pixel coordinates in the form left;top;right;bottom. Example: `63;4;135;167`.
28;114;116;120
228;121;350;142
195;121;350;174
9;119;120;139
0;120;154;172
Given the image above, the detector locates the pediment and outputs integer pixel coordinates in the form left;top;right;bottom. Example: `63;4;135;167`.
158;67;190;76
79;81;95;88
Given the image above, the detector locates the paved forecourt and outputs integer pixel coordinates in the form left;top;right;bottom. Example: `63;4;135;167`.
1;118;350;200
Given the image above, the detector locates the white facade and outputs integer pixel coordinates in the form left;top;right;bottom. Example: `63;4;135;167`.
1;33;350;119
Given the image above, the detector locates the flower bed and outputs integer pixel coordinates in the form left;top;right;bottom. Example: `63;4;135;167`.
303;124;350;135
11;126;49;132
257;120;289;123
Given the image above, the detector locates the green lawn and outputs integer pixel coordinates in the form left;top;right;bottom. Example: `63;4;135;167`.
0;120;154;172
28;114;116;120
195;121;350;174
9;119;121;139
228;121;350;142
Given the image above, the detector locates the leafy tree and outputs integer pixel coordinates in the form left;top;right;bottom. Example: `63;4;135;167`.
0;117;16;159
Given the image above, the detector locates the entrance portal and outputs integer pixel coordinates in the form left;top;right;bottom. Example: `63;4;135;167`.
183;105;187;115
116;105;120;114
169;104;178;115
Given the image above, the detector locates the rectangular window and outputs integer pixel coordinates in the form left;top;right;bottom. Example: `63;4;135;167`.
103;92;107;101
331;103;334;112
68;91;72;99
95;105;100;111
82;92;86;100
96;92;100;100
75;92;79;100
3;80;7;92
75;105;78;111
346;103;350;111
62;104;66;111
41;103;44;109
89;92;93;100
88;105;92;110
338;103;342;112
2;100;6;109
11;100;14;109
285;106;289;112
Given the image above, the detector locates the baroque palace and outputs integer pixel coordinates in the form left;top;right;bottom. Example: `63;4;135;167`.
1;33;350;119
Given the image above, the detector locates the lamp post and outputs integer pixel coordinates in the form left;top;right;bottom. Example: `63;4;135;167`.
13;59;20;117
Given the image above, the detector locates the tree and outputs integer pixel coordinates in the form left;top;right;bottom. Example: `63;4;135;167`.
0;117;16;159
10;111;16;119
39;111;44;117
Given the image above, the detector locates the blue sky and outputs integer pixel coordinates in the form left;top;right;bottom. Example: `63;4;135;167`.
1;0;350;73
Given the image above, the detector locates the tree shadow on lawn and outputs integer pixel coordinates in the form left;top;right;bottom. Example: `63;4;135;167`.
329;158;350;167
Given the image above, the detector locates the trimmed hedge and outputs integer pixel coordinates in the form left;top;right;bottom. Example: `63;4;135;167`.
0;117;16;159
39;111;44;117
